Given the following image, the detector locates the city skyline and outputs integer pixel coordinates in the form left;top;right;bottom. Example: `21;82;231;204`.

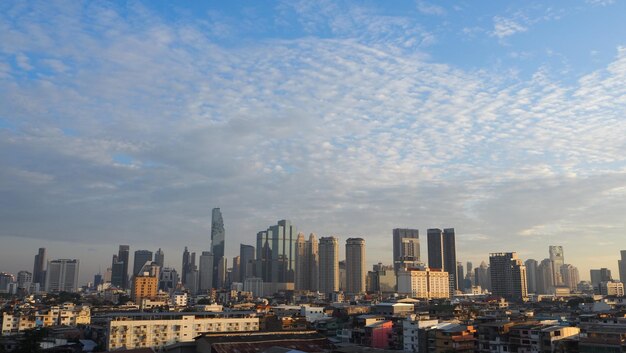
1;1;626;283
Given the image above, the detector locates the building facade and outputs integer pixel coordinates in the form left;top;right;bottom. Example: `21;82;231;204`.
489;252;527;301
346;238;366;295
45;259;79;293
393;228;420;273
318;236;339;295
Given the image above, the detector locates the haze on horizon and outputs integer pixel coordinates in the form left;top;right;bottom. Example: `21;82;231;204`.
1;0;625;284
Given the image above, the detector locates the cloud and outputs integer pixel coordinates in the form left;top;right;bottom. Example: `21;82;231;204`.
416;1;446;16
0;1;625;281
492;16;527;38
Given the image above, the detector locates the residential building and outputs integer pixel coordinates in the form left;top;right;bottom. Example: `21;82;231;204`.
397;268;450;299
98;311;259;350
620;250;626;285
489;252;527;301
537;258;555;294
549;245;565;286
525;259;538;294
45;259;79;293
560;264;580;292
318;236;339;295
346;238;366;295
599;280;624;297
475;261;491;291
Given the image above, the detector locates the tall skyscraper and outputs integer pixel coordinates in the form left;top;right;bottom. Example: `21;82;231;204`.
133;250;153;277
32;248;46;287
537;258;555;294
489;252;528;301
256;220;298;284
456;262;464;290
239;244;255;282
549;245;564;286
182;247;191;285
590;268;612;287
45;259;79;293
118;245;130;289
217;257;227;289
560;264;580;291
318;236;339;294
393;228;420;272
211;208;225;288
474;261;491;291
346;238;366;295
154;248;165;268
231;256;241;284
198;251;214;292
619;250;626;285
294;233;320;291
524;259;538;294
427;228;458;293
295;233;307;290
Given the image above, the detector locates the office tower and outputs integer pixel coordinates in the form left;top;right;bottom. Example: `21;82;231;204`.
112;245;130;289
17;271;32;289
232;256;241;284
182;247;191;285
211;208;225;288
159;267;179;291
524;259;538;294
318;236;339;294
457;262;465;290
93;273;103;288
346;238;366;295
427;228;458;293
240;244;255;282
45;259;79;293
536;258;555;294
619;250;626;285
198;251;214;292
338;261;346;291
549;245;565;286
133;250;153;277
0;273;14;292
474;261;491;291
256;220;298;284
217;257;227;288
32;248;46;287
187;269;199;295
104;268;112;283
489;252;527;301
392;228;420;272
154;248;165;268
295;233;320;291
590;268;612;287
560;264;580;291
465;261;474;290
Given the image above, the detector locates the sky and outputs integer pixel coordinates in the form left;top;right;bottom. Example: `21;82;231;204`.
1;0;625;284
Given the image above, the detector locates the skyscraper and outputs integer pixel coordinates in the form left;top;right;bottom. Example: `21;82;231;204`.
318;236;339;295
427;228;458;293
154;248;165;268
617;250;626;286
133;250;153;277
346;238;366;295
560;264;580;291
118;245;130;289
549;245;564;286
392;228;420;272
295;233;307;290
537;258;555;294
524;259;538;294
182;247;191;285
294;233;320;291
45;259;79;293
256;220;298;284
32;248;46;287
457;262;464;290
232;256;241;284
590;268;612;287
489;252;528;301
239;244;255;282
474;261;491;291
211;208;225;288
198;251;214;292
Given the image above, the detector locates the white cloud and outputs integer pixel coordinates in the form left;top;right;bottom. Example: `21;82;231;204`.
492;16;527;38
416;1;446;16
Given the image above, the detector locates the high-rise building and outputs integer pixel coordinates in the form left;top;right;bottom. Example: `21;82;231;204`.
239;244;255;282
489;252;527;301
474;261;491;291
549;246;565;286
318;236;339;295
560;264;580;291
536;258;554;294
256;220;298;284
17;271;32;290
464;261;475;290
198;251;214;292
159;267;179;292
217;257;227;289
182;247;191;286
619;250;626;285
211;208;225;288
392;228;420;272
346;238;366;295
133;250;153;277
231;256;241;284
590;268;612;287
154;248;165;268
32;248;46;287
457;262;465;290
113;245;130;289
524;259;538;294
132;262;159;304
45;259;79;293
397;268;450;299
295;233;319;291
427;228;458;293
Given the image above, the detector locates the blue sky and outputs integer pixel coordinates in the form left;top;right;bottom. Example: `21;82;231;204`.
1;0;626;283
